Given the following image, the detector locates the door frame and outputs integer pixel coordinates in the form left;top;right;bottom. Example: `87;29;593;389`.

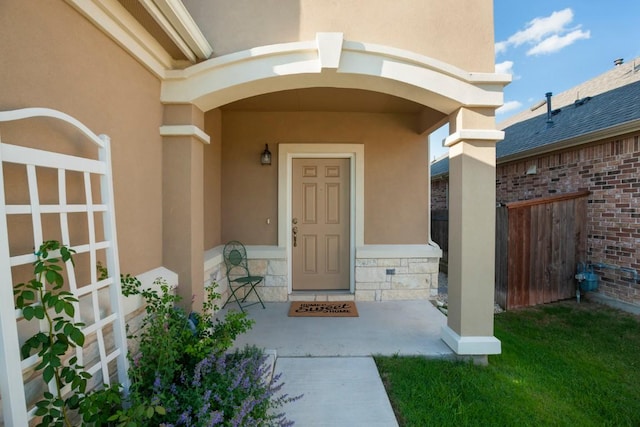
278;143;364;294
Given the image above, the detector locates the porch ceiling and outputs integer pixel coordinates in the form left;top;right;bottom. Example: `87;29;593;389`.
220;87;437;114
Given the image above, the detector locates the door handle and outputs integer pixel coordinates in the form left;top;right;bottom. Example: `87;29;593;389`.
292;226;298;247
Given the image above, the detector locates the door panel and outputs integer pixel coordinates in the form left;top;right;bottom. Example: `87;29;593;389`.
302;183;317;223
303;235;317;273
293;158;350;290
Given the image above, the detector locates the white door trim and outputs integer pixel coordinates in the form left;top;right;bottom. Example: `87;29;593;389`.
278;144;364;294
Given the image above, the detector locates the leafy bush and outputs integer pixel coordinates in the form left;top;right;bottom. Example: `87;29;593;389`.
121;276;254;397
148;347;299;427
117;275;299;426
17;242;299;426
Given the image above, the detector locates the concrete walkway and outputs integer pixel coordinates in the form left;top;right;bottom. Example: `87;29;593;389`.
220;300;453;426
276;357;399;427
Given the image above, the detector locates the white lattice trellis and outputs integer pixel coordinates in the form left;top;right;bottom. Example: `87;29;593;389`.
0;108;129;425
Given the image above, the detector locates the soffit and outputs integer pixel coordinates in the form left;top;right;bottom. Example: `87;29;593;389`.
117;0;188;60
221;87;430;114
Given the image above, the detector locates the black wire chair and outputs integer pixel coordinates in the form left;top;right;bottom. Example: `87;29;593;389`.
222;241;265;312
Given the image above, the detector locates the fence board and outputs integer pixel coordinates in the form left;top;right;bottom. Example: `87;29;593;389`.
495;207;508;308
530;204;542;305
431;210;449;270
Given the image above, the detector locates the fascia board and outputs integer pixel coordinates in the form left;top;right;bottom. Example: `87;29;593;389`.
152;0;213;59
138;0;197;62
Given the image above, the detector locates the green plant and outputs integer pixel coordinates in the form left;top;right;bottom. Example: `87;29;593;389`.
14;244;166;427
122;276;254;398
120;277;302;426
14;240;88;427
17;244;294;426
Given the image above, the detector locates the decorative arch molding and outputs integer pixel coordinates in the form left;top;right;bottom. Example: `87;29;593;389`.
161;33;510;113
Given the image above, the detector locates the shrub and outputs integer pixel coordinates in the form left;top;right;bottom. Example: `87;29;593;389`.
155;346;299;427
17;242;300;426
119;276;300;426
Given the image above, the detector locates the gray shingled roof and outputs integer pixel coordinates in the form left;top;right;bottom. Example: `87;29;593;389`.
430;156;449;178
430;79;640;178
497;79;640;159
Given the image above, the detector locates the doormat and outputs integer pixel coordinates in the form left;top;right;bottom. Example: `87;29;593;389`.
288;301;359;317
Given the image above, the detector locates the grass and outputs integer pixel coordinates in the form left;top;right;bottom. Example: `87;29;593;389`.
375;301;640;426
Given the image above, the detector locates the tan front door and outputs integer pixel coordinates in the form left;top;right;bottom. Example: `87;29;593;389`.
292;158;350;290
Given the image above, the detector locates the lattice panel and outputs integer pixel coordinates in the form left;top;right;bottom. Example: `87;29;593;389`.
0;108;129;426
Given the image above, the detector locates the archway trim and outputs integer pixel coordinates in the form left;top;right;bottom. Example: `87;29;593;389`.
161;33;510;113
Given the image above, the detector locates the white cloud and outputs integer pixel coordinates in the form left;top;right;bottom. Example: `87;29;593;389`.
509;9;574;47
496;8;589;56
495;60;514;75
527;29;591;56
496;100;523;115
495;41;508;55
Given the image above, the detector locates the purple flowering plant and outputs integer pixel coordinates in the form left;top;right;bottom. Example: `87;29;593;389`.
115;277;300;426
158;346;300;426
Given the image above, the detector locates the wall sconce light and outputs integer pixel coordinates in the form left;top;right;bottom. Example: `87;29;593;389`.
261;144;272;165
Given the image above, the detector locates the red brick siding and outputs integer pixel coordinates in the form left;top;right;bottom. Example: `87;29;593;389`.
496;132;640;305
431;178;448;210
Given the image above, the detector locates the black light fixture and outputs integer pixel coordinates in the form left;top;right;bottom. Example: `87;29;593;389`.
261;144;272;165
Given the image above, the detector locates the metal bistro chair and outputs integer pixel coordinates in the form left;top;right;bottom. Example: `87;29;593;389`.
222;241;266;312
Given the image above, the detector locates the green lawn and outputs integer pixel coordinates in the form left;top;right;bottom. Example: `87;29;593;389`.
375;301;640;427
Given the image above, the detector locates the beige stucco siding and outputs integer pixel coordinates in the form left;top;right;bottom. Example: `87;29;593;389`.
204;109;223;249
219;111;429;245
0;1;163;275
183;0;495;72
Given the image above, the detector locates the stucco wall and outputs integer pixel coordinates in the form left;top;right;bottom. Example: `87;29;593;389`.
183;0;495;72
204;109;223;250
219;111;429;245
0;1;163;275
495;134;640;305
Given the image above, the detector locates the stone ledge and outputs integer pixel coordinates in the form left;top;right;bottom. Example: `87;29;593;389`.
356;244;442;259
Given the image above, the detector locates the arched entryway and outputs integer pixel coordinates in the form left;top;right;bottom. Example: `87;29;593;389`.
159;33;509;359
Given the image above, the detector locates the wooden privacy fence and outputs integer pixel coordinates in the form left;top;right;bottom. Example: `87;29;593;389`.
431;210;449;271
430;190;589;310
496;191;589;309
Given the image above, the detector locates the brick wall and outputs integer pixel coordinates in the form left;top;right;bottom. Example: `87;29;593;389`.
496;132;640;305
431;178;448;209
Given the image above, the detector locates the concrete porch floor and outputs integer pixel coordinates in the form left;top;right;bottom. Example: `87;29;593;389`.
220;299;454;357
218;300;453;426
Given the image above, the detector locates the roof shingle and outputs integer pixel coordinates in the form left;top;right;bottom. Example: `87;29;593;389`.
430;77;640;177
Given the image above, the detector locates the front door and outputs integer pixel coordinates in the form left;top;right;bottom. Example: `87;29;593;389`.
292;158;350;291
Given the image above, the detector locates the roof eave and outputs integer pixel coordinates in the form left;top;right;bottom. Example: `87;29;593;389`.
497;118;640;165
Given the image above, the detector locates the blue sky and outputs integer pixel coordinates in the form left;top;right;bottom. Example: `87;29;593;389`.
429;1;640;161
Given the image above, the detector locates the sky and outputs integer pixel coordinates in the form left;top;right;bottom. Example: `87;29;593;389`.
429;0;640;161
